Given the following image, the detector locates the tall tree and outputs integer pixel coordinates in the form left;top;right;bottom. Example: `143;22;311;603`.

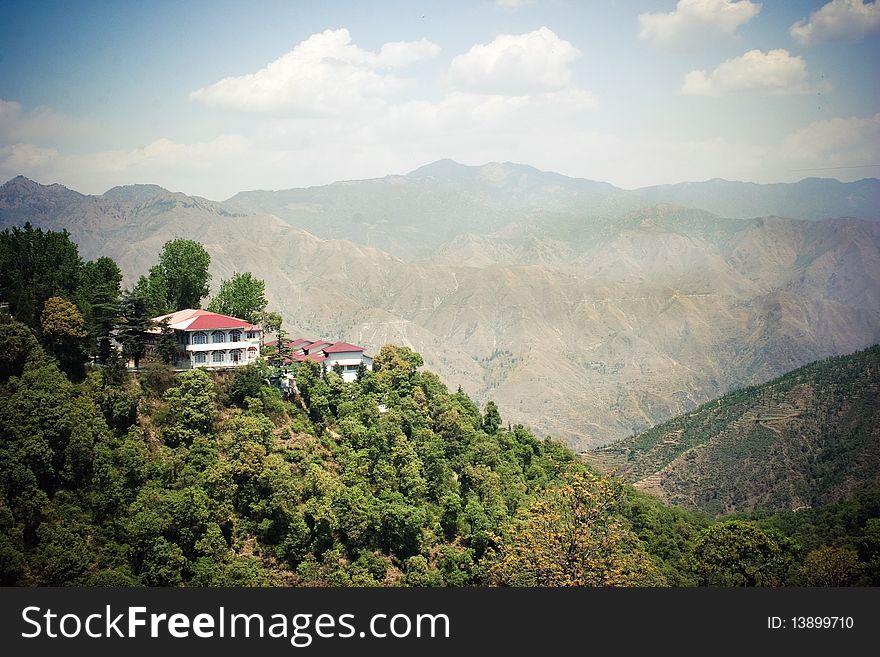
132;266;169;317
482;401;502;435
116;294;154;369
207;272;267;322
0;223;82;332
133;239;211;314
79;256;122;363
160;239;211;311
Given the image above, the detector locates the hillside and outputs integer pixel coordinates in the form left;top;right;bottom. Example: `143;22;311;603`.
2;231;880;588
585;346;880;516
2;167;879;450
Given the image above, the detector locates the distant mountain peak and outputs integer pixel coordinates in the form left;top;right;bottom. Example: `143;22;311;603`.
0;175;84;209
408;159;473;178
2;175;54;192
102;183;173;204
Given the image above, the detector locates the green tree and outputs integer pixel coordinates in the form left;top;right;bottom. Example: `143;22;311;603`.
40;296;87;379
691;520;798;587
156;318;178;365
132;266;169;317
79;256;122;363
228;362;268;407
373;345;423;393
163;368;216;445
160;239;211;311
134;239;211;313
116;294;154;369
41;296;86;343
0;223;83;332
207;272;267;322
482;401;502;435
0;315;43;382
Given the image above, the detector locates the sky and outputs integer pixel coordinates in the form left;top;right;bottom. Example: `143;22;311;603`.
0;0;878;199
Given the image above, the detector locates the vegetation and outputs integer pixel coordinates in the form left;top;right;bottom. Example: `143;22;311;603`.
207;272;268;323
0;223;123;378
589;346;880;516
133;238;211;315
2;231;879;587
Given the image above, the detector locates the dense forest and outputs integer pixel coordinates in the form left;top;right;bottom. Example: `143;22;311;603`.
1;223;879;587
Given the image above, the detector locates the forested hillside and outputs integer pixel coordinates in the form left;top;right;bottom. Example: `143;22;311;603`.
2;225;879;587
587;347;880;516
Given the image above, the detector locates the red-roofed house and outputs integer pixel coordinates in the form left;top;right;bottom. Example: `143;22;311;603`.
151;309;263;369
266;337;373;382
320;341;373;382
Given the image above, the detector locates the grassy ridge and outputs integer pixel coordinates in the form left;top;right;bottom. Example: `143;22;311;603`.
588;346;880;515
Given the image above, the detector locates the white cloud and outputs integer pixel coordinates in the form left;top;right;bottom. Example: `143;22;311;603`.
682;49;812;96
638;0;761;49
783;113;880;170
790;0;880;44
189;28;439;114
0;143;59;173
0;99;87;143
447;27;581;95
376;39;441;68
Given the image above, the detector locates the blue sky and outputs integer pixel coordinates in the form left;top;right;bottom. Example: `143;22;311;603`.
1;0;878;199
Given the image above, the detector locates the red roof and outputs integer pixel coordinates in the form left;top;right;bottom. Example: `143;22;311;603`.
323;342;365;353
303;340;331;353
150;308;259;332
184;314;257;331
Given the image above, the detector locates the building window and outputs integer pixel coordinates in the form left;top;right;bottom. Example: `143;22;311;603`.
211;330;226;344
247;347;258;360
194;352;206;364
192;332;208;345
229;330;242;342
344;364;359;371
212;351;225;363
246;331;257;340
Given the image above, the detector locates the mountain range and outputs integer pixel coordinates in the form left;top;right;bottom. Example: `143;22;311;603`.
2;161;879;450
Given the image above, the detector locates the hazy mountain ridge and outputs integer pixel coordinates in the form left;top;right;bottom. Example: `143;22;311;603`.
633;177;880;222
221;161;879;260
585;346;880;516
2;165;879;449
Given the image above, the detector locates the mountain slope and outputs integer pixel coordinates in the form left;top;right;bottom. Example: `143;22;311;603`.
222;162;879;260
633;177;880;222
585;346;880;516
2;172;879;450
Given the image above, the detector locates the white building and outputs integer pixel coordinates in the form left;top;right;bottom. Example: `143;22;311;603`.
321;342;374;382
151;309;262;369
266;338;373;382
